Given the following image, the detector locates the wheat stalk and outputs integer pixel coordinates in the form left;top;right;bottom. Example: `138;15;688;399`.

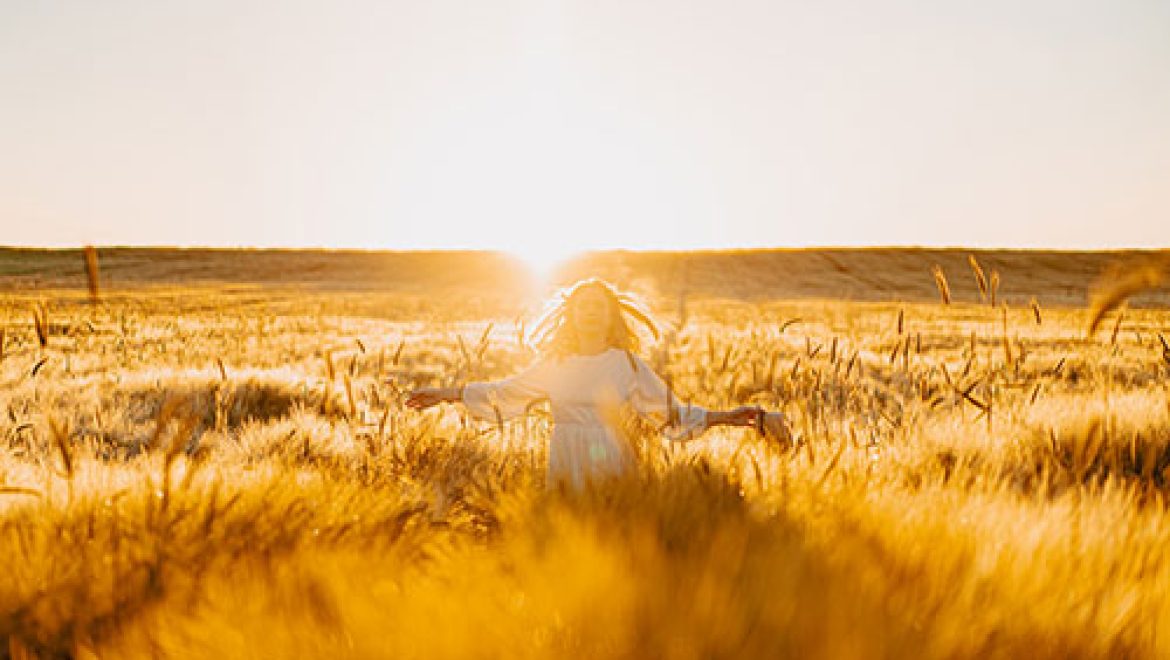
377;406;392;441
33;305;49;348
1087;263;1164;337
344;375;357;420
48;417;74;480
1109;311;1124;345
1001;305;1013;367
931;265;951;305
160;402;199;514
0;486;41;498
968;255;988;303
83;245;101;304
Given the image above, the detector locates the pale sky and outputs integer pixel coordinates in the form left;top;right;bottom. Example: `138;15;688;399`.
2;0;1168;265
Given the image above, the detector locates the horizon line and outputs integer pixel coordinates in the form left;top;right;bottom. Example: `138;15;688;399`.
1;243;1167;255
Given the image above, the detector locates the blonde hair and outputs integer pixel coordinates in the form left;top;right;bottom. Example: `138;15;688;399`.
527;279;660;358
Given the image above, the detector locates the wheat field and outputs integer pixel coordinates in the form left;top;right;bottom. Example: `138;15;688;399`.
1;248;1168;659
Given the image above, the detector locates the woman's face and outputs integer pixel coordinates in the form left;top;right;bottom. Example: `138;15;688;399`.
569;287;614;341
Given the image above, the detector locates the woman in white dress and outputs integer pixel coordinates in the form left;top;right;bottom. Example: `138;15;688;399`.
406;279;790;490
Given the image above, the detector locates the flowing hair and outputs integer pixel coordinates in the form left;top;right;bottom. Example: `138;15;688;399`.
526;279;660;359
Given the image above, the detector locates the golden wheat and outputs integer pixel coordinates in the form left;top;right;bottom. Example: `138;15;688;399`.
931;264;951;305
83;246;101;304
0;252;1168;659
968;254;988;303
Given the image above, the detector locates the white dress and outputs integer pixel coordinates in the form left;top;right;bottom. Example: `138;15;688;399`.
462;349;708;489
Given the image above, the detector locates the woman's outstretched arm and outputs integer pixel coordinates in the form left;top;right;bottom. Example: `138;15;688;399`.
626;353;792;441
404;360;551;421
626;353;718;440
708;407;794;442
405;386;463;410
706;407;760;428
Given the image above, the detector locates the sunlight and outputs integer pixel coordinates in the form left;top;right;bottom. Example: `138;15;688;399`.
508;239;582;283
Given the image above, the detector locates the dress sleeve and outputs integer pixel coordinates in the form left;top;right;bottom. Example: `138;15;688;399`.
627;353;708;442
461;360;552;423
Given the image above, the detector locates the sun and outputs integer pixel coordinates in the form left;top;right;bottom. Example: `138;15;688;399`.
507;240;582;283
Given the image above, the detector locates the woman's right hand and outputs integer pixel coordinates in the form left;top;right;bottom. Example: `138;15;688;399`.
762;412;793;444
404;386;454;410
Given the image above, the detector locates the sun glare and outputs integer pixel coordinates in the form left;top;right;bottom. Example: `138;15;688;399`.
508;240;582;283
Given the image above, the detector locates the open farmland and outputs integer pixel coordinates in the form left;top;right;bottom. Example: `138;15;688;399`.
1;247;1169;658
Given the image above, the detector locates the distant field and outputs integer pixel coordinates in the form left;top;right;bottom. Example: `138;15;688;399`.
1;246;1169;658
3;246;1168;309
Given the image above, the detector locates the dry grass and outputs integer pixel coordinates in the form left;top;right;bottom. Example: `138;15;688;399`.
931;264;952;305
0;248;1169;658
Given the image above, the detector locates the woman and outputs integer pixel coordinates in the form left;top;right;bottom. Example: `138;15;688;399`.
406;278;790;490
